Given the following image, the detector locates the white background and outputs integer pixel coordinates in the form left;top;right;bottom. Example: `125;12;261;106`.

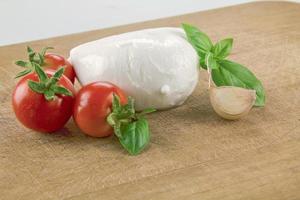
0;0;299;46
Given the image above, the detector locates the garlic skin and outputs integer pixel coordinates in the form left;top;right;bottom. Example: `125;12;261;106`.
69;27;199;111
209;86;256;120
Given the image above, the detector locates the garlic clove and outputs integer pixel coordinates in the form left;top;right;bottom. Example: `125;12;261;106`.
209;86;256;120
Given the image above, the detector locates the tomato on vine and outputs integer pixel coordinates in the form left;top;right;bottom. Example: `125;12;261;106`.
15;46;76;83
12;63;75;132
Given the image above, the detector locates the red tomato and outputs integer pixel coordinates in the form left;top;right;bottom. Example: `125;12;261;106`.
73;82;127;137
43;54;76;83
12;71;76;133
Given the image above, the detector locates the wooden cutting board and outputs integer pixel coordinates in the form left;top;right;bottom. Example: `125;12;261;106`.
1;2;300;199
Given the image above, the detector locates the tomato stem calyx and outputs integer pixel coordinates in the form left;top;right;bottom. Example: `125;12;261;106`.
15;46;55;78
107;94;156;155
28;63;73;101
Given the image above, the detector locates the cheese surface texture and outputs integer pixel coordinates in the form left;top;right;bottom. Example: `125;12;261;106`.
69;27;199;110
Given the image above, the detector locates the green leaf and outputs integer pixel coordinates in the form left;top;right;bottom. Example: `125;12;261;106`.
107;95;155;155
119;118;150;155
33;63;48;82
205;53;219;69
182;23;213;55
213;38;233;59
52;86;73;96
199;56;207;70
210;67;225;85
15;60;31;68
28;80;45;93
15;69;32;78
182;23;265;107
212;59;265;106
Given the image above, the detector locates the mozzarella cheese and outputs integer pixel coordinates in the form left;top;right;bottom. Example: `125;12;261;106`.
69;27;199;110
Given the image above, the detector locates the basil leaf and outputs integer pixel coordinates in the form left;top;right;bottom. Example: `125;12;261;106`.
213;38;233;59
205;53;219;69
199;56;207;70
182;23;213;55
212;59;265;106
119;118;150;155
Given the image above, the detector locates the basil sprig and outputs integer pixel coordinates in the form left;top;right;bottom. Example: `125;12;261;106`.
182;23;265;106
107;94;155;155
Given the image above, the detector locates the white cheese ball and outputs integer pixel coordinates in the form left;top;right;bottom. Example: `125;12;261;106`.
69;27;199;111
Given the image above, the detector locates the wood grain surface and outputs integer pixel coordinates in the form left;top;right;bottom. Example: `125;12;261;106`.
1;1;300;200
